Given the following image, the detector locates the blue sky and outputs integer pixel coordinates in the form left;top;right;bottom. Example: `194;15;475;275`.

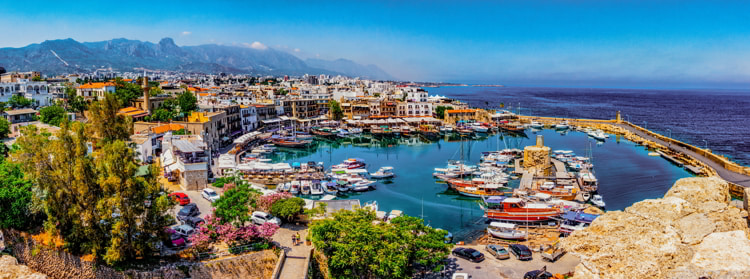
2;0;750;88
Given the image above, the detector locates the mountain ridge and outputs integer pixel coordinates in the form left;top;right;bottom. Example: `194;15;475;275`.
0;37;394;79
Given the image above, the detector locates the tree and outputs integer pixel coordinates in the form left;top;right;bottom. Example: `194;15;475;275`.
0;117;9;139
8;95;33;108
435;106;453;120
150;108;174;122
39;105;67;126
177;91;198;113
148;87;164;97
270;197;305;221
32;76;43;82
88;93;133;144
213;181;261;226
69;95;88;113
329;99;344;121
0;157;43;230
113;77;143;107
309;209;452;279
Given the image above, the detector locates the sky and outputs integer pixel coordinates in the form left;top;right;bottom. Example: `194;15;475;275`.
2;0;750;88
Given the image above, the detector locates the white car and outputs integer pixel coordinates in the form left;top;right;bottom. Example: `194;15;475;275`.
201;188;220;203
251;211;281;225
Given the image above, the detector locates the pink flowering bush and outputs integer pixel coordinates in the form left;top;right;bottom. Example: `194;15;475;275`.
188;211;280;255
256;192;294;211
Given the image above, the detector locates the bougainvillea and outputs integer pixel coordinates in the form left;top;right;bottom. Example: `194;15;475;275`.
188;212;280;253
256;192;294;211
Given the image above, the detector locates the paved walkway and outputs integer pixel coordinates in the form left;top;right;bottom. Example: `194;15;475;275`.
272;223;312;279
615;123;750;187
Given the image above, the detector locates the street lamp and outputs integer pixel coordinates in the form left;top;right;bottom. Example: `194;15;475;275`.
643;121;647;130
702;140;708;150
666;128;672;138
626;114;631;123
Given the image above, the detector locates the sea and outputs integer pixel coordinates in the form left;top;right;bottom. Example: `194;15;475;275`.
269;86;748;241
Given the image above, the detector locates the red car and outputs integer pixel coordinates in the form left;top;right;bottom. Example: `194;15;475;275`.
168;192;191;206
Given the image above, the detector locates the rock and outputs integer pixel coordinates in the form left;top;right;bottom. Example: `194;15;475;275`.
664;176;729;205
690;230;750;273
563;177;750;279
0;255;47;279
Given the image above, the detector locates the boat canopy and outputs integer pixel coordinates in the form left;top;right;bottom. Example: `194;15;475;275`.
561;211;599;223
379;166;394;171
345;169;369;174
503;197;523;203
489;222;516;229
533;193;552;199
485;196;507;204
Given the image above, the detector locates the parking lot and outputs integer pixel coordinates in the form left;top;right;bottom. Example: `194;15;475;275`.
168;189;217;227
445;245;579;279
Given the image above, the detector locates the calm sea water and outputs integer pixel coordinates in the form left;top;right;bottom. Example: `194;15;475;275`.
272;130;692;241
429;86;750;166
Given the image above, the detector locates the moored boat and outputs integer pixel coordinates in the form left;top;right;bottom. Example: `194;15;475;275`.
590;194;606;208
559;211;599;234
370;166;395;179
480;196;560;222
487;222;528;240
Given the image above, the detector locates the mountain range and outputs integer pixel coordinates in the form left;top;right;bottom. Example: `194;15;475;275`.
0;37;394;80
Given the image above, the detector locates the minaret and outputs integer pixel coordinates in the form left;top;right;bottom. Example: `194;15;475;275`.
142;76;150;113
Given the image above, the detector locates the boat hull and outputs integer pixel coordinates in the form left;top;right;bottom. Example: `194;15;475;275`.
487;228;528;240
484;210;559;222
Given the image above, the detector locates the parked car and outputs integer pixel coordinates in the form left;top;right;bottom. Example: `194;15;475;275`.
524;269;555;279
177;203;200;220
509;244;533;261
201;188;220;203
251;211;281;225
168;192;191;206
452;273;469;279
163;230;186;248
182;216;205;228
173;225;196;237
452;247;485;263
485;244;510;260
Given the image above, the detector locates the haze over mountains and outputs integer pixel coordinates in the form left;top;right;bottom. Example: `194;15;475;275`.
0;37;394;80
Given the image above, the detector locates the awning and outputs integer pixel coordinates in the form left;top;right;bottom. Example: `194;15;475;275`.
262;118;281;124
166;164;180;172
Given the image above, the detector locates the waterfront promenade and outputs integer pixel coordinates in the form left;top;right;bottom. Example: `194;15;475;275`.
615;123;750;187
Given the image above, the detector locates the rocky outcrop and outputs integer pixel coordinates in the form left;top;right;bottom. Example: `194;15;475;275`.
0;255;47;279
562;177;750;279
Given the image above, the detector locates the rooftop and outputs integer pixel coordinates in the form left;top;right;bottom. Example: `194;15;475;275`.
78;82;115;89
4;108;38;115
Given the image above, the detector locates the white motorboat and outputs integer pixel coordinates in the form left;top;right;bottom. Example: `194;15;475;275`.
439;126;455;133
387;210;403;221
370;166;395;179
300;181;311;195
591;194;606;208
486;222;528;240
310;181;324;195
589;130;607;141
555;121;570;130
323;181;338;195
530;121;544;129
290;181;300;194
352;180;376;192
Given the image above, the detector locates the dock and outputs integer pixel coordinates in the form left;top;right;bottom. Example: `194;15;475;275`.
551;158;567;173
656;150;684;167
514;159;524;174
519;171;534;190
685;165;703;174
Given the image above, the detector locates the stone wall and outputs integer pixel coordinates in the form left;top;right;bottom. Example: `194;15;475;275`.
562;177;750;278
0;255;47;279
189;249;278;279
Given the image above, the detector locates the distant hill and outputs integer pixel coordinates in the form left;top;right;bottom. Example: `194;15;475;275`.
0;37;394;79
305;58;394;80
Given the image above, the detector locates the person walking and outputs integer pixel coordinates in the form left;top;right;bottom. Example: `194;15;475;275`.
291;233;296;246
296;232;301;246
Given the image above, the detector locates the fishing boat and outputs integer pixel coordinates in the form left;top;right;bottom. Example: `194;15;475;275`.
323;181;338;195
457;127;474;135
418;125;440;139
300;181;311;195
290;181;300;195
486;222;528;240
538;181;577;201
559;211;599;234
370;166;395;179
433;168;460;179
590;194;606;208
578;170;599;192
311;127;336;138
470;123;490;133
498;122;527;134
480;196;561;222
400;125;413;137
453;183;508;198
335;180;350;192
352;180;376;192
271;137;311;148
439;126;455;133
529;121;544;129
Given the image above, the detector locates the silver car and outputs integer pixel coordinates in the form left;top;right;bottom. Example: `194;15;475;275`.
201;188;220;203
251;211;281;225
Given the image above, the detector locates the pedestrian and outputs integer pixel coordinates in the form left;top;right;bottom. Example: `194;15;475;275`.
291;234;296;245
296;232;301;245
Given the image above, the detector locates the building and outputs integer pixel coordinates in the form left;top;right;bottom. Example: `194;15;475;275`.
253;104;277;121
76;82;116;101
0;71;40;83
133;111;228;153
160;134;209;191
0;81;52;106
240;105;259;132
199;104;242;139
406;88;429;102
2;109;38;138
398;102;433;117
281;99;320;119
132;96;171;114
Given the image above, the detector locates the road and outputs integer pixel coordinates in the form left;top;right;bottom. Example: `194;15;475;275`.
614;123;750;187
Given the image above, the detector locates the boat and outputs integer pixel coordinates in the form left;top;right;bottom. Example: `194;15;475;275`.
470;123;490;133
387;210;403;221
323;181;338;195
333;158;366;169
453;183;509;198
588;130;607;141
590;194;606;208
529;121;544;129
555;121;570;130
486;222;528;240
311;127;337;138
559;211;599;234
352;180;376;192
310;181;324;195
290;181;300;194
300;181;311;195
439;126;455;133
370;166;395;179
498;122;527;134
456;127;474;135
538;181;577;201
480;196;560;222
277;182;290;192
577;170;599;192
271;137;311;148
335;180;350;192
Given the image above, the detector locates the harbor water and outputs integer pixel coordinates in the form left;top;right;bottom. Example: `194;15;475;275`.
272;129;692;241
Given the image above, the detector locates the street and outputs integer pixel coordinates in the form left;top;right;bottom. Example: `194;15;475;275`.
440;245;578;279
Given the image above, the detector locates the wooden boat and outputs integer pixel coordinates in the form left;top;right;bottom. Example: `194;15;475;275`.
323;182;338;195
453;183;508;198
271;137;311;148
538;182;577;201
499;122;526;134
481;196;560;222
559;211;599;234
487;222;528;240
311;127;336;138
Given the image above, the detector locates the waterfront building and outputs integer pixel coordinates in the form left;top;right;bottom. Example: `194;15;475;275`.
160;134;209;191
240;105;259;132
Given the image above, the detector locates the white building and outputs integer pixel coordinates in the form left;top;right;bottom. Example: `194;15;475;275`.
0;81;52;106
240;105;259;132
76;82;116;101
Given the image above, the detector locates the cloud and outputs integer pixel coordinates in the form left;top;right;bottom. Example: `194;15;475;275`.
294;48;301;53
245;41;268;50
181;31;191;36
